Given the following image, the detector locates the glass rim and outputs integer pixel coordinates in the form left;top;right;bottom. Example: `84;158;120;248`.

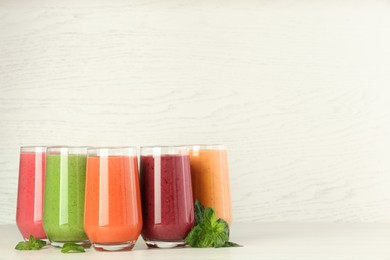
88;147;138;156
183;144;227;150
47;146;89;154
20;146;46;149
87;146;137;150
140;145;185;149
47;145;90;149
20;146;47;153
140;145;188;156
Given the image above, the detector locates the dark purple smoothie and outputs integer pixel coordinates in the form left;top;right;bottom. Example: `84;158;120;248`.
140;154;194;246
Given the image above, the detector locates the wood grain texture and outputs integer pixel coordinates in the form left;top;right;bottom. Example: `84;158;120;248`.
1;0;390;224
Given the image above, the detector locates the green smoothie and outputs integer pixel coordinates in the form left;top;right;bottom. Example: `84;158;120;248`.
43;151;88;244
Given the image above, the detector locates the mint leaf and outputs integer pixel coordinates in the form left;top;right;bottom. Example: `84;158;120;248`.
15;242;30;250
61;242;85;253
203;208;216;226
194;199;205;225
185;201;242;248
219;241;243;247
29;235;46;249
14;235;46;250
185;225;205;247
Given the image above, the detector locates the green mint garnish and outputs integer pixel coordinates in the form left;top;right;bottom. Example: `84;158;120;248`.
61;242;85;253
219;241;242;247
185;200;242;248
194;198;205;225
15;235;46;250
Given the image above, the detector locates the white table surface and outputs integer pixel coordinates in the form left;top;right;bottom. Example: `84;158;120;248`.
1;223;390;260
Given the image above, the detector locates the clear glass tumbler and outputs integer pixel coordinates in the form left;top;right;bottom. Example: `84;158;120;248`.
188;144;232;225
140;146;194;248
84;147;142;251
16;146;47;241
43;146;90;247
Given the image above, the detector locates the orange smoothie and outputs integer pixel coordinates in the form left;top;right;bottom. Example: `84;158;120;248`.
84;155;142;247
189;146;232;225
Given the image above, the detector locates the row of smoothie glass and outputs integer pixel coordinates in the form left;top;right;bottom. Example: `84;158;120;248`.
16;145;232;251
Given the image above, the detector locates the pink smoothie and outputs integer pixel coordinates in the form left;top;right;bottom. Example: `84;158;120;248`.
16;149;46;240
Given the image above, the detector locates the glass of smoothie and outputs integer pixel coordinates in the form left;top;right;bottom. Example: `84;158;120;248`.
140;146;194;248
187;144;232;225
43;146;90;247
16;146;47;241
84;147;142;251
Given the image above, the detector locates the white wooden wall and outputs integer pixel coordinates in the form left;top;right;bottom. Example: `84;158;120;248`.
1;0;390;224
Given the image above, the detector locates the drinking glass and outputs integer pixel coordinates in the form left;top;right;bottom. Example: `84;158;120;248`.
43;146;90;247
16;146;47;240
140;146;194;248
84;147;142;251
187;144;232;225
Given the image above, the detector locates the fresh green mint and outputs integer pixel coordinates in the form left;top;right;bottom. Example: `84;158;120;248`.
185;200;242;248
219;241;242;247
61;242;85;253
15;235;46;250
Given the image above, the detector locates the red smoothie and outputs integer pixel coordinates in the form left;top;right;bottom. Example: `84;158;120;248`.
16;148;46;240
140;153;194;247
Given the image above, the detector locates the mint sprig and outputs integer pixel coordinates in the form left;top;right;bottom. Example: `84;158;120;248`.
194;198;205;225
219;241;242;247
185;200;242;248
15;235;46;250
61;242;85;253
